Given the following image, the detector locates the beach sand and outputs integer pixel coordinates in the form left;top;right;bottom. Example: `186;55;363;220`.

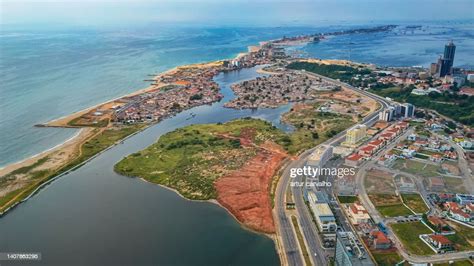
0;128;96;177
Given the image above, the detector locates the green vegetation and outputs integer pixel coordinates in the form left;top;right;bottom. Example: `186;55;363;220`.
291;215;312;266
391;221;435;255
445;223;474;251
377;204;413;217
115;119;293;200
372;251;402;266
68;116;109;127
337;195;359;203
282;102;354;154
0;124;145;213
370;85;474;126
444;177;468;194
369;194;413;217
434;260;474;266
401;193;429;214
287;61;371;82
445;233;473;251
392;159;441;178
190;93;203;100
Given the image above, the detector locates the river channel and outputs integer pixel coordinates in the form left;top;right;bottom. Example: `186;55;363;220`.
0;66;293;266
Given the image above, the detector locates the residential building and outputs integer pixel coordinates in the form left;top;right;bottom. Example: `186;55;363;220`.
348;203;371;225
344;124;367;147
371;231;391;250
450;208;471;223
426;234;454;252
345;153;363;167
456;194;474;205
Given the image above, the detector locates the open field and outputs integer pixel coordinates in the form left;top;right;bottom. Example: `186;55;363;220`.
401;193;429;214
369;194;413;217
391;221;435;256
364;169;396;194
392;159;442;178
447;222;474;250
114;118;292;232
371;251;402;266
434;260;474;266
281;102;354;154
444;177;468;194
338;195;359;203
115;119;288;200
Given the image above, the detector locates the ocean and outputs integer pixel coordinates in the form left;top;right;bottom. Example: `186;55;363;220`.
1;20;474;266
1;21;473;167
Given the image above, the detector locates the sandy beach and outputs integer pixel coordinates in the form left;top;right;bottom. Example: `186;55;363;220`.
0;50;248;180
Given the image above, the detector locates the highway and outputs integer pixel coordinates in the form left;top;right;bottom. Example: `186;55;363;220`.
274;70;391;265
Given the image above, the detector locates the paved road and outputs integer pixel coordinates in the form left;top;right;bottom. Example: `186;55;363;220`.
274;159;304;266
354;130;474;264
274;70;391;265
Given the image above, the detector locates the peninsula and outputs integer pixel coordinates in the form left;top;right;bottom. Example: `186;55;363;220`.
0;25;390;216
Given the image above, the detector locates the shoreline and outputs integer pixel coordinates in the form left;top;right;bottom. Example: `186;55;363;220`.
0;128;83;173
0;62;219;175
0;24;394;174
137;177;277;239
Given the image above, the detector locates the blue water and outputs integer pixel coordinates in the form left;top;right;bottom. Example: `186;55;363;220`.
1;21;474;167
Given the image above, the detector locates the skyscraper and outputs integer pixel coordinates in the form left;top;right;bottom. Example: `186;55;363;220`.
438;41;456;77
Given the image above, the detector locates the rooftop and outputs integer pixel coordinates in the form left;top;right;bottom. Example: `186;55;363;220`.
313;203;334;217
429;234;452;245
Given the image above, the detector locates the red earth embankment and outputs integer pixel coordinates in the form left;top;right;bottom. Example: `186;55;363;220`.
214;142;286;233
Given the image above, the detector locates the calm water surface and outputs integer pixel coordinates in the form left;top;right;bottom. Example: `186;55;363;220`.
0;66;289;266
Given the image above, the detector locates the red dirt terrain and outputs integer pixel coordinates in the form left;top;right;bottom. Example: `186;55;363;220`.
214;141;287;233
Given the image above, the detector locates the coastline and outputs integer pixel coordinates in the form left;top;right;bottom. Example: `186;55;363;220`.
0;46;257;215
0;62;217;175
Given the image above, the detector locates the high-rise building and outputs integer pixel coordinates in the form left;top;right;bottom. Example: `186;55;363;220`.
438;41;456;77
343;124;367;147
444;41;456;65
430;61;440;76
439;58;452;77
378;107;395;122
400;103;415;118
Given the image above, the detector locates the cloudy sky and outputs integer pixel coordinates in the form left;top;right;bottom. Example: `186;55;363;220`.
1;0;473;27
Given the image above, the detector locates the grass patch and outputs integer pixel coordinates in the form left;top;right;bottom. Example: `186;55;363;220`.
434;260;474;266
287;61;371;82
281;104;354;154
391;221;435;256
392;159;441;177
291;215;312;266
377;204;413;217
447;223;474;251
68;116;109;127
338;195;359;203
369;194;413;217
372;251;402;266
401;193;429;214
445;233;474;251
115;119;291;200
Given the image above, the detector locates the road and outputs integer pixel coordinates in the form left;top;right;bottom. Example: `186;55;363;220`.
274;70;391;265
354;128;474;264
